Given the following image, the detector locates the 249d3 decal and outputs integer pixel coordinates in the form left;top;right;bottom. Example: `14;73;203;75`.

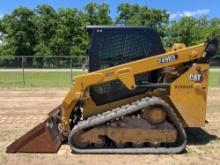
158;55;177;64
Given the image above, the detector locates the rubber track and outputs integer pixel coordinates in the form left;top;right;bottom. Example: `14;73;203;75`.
68;97;187;154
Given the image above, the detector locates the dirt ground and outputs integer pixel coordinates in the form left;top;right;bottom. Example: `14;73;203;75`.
0;88;220;165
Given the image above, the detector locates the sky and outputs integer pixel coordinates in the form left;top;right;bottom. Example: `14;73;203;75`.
0;0;219;20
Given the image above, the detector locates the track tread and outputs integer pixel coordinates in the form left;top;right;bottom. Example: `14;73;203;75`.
68;97;187;154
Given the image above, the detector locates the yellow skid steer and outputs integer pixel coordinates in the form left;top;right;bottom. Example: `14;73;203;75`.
6;26;219;154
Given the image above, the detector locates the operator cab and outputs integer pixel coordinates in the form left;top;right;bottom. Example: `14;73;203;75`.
86;26;165;105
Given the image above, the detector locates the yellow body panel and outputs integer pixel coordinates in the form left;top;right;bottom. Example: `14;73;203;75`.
170;64;209;127
60;43;208;132
83;94;146;118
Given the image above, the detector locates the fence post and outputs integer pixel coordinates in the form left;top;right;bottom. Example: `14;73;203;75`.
22;56;25;86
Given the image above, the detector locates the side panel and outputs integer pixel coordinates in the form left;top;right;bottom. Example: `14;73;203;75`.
170;64;209;127
83;94;145;118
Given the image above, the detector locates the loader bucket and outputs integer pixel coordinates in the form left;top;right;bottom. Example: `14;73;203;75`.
6;108;64;153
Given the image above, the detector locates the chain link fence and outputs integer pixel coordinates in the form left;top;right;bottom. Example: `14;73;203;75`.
0;56;87;87
0;55;219;88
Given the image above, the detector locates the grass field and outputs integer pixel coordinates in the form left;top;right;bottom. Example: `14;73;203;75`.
209;71;220;86
0;71;84;88
0;70;219;88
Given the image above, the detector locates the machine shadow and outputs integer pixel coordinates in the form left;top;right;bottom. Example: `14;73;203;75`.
185;127;219;145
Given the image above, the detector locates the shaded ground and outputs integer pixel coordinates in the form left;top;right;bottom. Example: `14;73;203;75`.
0;88;220;165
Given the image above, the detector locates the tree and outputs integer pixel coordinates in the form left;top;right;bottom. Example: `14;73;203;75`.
34;4;58;55
165;17;207;46
0;3;218;61
116;3;169;35
209;18;220;40
83;2;112;25
0;7;36;56
116;3;141;25
49;8;87;56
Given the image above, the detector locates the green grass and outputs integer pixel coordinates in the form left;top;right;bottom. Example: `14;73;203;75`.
209;71;220;87
0;70;219;88
0;71;84;88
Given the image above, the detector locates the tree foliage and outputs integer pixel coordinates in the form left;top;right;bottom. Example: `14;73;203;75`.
0;7;36;56
164;16;213;46
34;4;57;55
83;3;112;25
0;3;112;57
116;3;169;36
0;3;219;59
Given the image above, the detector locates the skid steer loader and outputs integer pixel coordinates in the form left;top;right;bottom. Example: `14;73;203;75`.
6;26;219;154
